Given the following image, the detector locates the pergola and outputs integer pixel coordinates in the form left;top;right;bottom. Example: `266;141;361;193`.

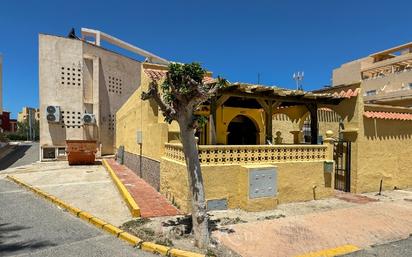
209;83;344;145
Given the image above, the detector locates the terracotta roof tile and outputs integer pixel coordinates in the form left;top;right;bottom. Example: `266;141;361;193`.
332;88;360;99
363;111;412;121
144;69;216;84
144;69;167;81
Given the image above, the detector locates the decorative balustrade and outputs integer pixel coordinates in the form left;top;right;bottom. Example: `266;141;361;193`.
164;143;327;165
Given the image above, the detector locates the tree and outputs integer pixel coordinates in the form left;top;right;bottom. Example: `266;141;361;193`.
141;62;226;248
15;119;39;141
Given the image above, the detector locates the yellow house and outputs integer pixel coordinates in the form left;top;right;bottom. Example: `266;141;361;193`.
314;84;412;194
116;63;412;213
117;63;341;212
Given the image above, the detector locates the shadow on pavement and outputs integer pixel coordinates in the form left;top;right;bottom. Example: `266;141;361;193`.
0;145;31;171
0;223;56;255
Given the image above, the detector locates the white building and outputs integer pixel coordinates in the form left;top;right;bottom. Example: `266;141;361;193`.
39;28;168;160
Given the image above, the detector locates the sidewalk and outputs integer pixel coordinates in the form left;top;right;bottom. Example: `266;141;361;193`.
213;195;412;257
4;161;132;226
105;159;180;218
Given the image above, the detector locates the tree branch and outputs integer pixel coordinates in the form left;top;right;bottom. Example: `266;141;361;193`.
141;81;177;121
167;73;183;102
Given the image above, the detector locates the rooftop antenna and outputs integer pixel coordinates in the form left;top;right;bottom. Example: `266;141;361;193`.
293;71;304;91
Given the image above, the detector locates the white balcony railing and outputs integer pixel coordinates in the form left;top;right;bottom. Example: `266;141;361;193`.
164;143;327;166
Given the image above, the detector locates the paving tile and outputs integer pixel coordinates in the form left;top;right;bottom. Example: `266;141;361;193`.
213;202;412;257
106;159;180;218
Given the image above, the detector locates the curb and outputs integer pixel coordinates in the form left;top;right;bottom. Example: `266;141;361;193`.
102;159;141;217
6;175;205;257
294;244;360;257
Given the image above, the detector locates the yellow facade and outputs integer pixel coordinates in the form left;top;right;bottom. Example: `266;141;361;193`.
355;114;412;192
160;157;334;213
116;69;412;214
116;67;169;161
214;106;265;145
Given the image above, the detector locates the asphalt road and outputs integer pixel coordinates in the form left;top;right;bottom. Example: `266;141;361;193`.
0;142;40;171
0;179;156;257
342;237;412;257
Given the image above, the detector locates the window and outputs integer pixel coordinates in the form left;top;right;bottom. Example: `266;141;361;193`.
57;148;66;156
42;148;56;159
365;90;377;96
409;83;412;89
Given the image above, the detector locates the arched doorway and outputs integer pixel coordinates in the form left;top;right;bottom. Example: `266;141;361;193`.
227;115;258;145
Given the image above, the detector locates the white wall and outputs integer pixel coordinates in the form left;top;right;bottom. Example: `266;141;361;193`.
39;34;141;158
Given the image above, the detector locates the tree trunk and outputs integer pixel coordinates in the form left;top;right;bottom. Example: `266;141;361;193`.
178;115;209;249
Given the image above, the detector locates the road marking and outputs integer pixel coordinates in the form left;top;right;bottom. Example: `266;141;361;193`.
294;244;360;257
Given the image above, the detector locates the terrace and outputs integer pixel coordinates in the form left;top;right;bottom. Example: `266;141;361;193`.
164;83;343;166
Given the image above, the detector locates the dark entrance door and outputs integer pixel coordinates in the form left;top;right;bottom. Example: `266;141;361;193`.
227;115;258;145
334;140;351;192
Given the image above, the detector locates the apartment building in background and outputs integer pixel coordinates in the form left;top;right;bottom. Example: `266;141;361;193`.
333;42;412;107
17;107;40;123
39;28;169;160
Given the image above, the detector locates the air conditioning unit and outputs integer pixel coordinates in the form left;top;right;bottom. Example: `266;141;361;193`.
46;105;61;123
82;113;96;125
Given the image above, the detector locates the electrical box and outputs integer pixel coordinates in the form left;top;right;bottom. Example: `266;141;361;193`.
136;130;143;144
324;160;334;173
249;167;277;199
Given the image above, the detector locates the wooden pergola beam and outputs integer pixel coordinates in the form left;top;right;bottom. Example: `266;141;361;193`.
256;99;282;144
209;97;217;144
215;95;230;107
218;91;341;105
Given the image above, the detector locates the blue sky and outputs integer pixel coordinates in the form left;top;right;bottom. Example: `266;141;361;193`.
1;0;412;118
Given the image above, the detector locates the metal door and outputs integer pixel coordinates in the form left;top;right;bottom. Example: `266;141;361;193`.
334;141;351;192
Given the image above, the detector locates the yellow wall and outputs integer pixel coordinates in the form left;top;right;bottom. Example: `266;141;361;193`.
160;158;334;213
116;68;169;161
272;114;299;144
118;76;412;212
117;81;270;159
215;106;265;145
355;117;412;192
272;110;341;144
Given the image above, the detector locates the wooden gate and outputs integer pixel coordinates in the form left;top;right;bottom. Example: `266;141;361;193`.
334;141;351;192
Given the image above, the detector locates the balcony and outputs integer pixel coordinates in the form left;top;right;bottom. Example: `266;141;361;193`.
362;53;412;81
363;87;412;103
